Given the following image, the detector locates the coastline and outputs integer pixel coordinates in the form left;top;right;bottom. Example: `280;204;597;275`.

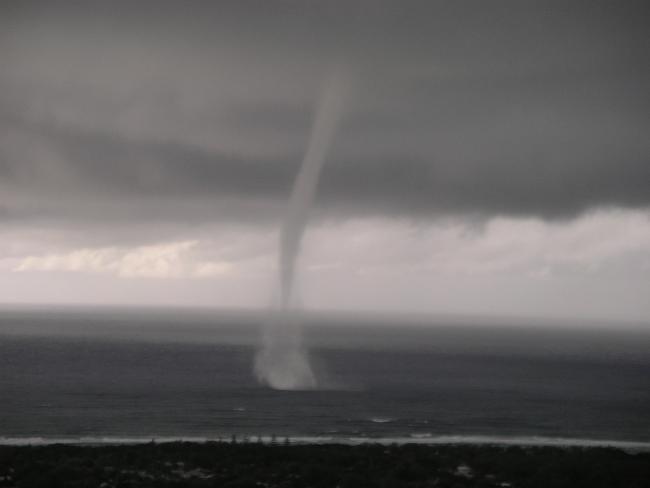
2;434;650;451
2;439;648;488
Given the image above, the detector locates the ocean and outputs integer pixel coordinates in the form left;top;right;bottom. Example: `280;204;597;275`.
1;307;649;448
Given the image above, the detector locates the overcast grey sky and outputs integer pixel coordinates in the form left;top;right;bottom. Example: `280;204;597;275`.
1;1;649;323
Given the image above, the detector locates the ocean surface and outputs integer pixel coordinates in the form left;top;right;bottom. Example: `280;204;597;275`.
1;307;649;447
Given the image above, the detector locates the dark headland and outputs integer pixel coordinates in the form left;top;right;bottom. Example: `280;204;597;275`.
1;441;648;488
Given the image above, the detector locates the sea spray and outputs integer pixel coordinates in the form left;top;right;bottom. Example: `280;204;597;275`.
255;73;348;390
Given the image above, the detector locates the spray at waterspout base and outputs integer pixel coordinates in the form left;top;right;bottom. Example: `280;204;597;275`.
254;310;317;390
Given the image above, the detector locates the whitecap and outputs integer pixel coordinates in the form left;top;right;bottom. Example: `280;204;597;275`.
369;417;395;423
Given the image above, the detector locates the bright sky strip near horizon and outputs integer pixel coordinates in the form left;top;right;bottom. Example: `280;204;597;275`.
1;1;649;325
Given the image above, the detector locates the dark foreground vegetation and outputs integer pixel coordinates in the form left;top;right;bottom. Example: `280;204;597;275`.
0;441;648;488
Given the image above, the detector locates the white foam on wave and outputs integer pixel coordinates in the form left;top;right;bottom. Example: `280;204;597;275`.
410;433;433;439
344;435;650;451
0;436;209;446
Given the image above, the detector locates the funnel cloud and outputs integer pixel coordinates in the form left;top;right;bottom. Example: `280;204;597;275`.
255;74;348;389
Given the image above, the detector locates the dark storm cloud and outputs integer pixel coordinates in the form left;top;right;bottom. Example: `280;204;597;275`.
1;0;649;226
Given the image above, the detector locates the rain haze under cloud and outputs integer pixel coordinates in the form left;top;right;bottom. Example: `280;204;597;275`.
1;0;649;323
